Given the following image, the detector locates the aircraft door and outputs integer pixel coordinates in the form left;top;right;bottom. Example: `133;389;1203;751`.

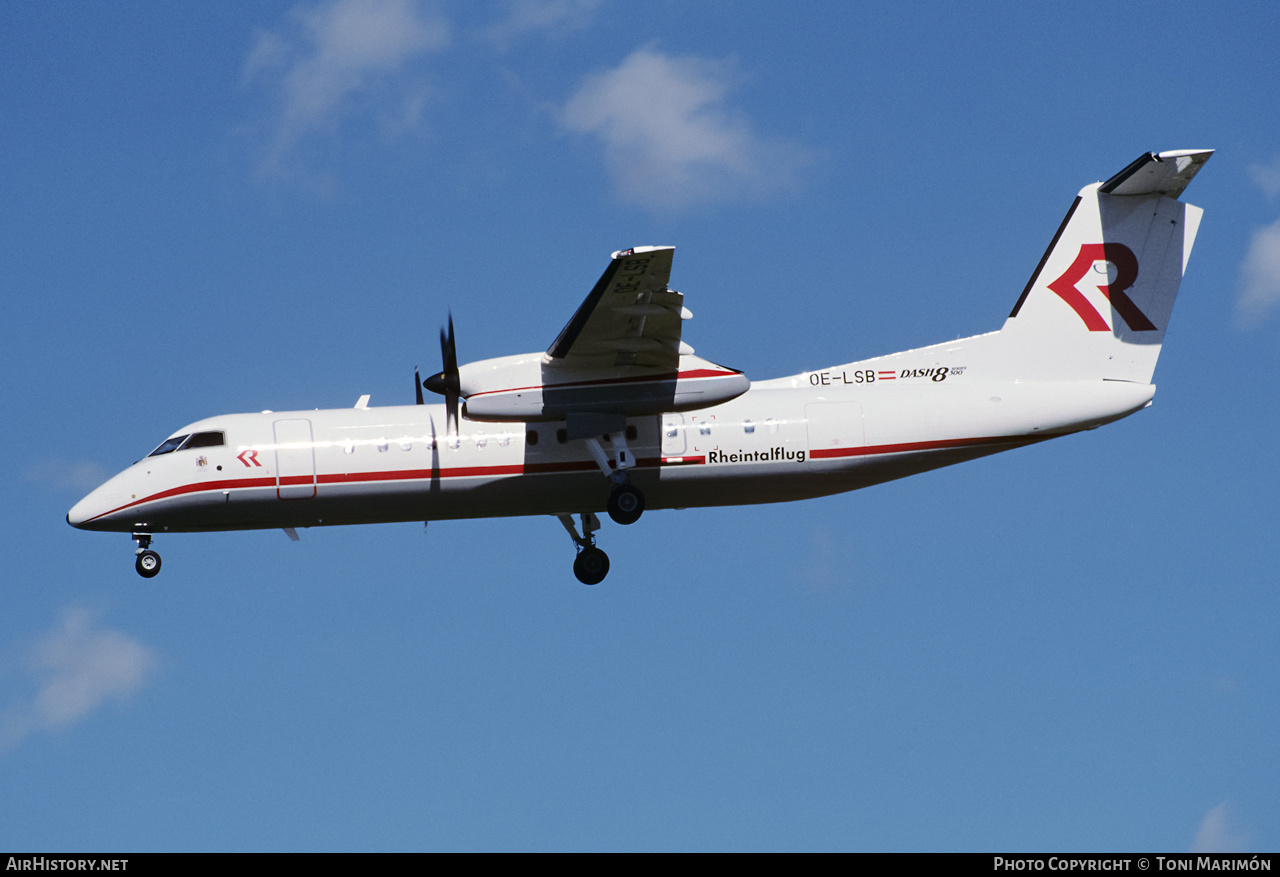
804;402;864;457
661;413;686;456
273;418;317;499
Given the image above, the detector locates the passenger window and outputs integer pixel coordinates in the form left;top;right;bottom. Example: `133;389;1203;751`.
743;420;755;434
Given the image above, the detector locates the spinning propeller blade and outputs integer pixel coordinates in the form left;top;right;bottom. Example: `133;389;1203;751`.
422;312;460;435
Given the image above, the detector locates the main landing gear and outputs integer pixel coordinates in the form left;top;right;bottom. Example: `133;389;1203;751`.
133;532;161;578
558;512;610;585
607;482;645;525
557;426;648;584
583;431;646;526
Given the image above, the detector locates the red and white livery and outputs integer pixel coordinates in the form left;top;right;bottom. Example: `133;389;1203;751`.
69;150;1212;584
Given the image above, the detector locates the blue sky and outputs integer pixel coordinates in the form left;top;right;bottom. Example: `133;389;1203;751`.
3;0;1278;852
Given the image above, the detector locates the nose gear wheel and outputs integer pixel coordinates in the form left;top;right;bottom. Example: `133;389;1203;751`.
135;550;161;578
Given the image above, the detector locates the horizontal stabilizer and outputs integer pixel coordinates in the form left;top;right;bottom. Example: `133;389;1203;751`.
1100;149;1213;198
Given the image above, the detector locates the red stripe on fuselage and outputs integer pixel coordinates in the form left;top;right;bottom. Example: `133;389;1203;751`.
85;433;1039;524
84;459;641;523
82;475;278;523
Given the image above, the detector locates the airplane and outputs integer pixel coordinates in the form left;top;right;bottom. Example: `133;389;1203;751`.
68;149;1211;585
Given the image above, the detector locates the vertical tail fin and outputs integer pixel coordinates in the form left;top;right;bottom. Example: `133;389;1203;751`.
997;150;1211;383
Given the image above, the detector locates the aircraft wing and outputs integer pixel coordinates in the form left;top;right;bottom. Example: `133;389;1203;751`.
458;245;747;424
544;246;688;373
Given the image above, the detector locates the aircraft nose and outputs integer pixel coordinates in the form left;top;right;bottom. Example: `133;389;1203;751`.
67;480;123;530
67;494;95;529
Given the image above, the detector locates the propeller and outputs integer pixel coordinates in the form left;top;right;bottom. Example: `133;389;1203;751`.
414;366;424;405
422;312;460;436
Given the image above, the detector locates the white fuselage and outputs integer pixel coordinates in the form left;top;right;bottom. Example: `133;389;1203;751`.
66;151;1211;586
67;344;1156;536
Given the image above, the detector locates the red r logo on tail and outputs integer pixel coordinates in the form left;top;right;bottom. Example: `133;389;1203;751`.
1048;243;1155;332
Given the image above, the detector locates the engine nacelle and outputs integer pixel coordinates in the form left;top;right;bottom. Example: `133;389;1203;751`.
459;353;749;422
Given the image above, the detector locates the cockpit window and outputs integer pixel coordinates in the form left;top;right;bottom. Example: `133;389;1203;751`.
183;431;225;449
148;435;189;456
146;431;225;457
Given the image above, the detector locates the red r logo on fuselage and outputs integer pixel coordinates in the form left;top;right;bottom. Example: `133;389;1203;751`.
237;450;262;467
1047;243;1155;332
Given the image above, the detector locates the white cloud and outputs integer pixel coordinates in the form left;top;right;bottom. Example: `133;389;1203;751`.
22;458;112;494
1237;156;1280;326
561;48;807;209
1;607;158;751
1191;801;1249;853
244;0;450;169
484;0;602;49
1236;217;1280;326
1247;156;1280;200
798;527;841;592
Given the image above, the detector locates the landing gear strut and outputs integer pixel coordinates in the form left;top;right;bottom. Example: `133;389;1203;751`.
583;431;645;526
558;512;609;585
556;418;650;584
133;533;161;578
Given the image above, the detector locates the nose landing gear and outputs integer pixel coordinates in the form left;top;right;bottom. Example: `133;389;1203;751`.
133;533;161;578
